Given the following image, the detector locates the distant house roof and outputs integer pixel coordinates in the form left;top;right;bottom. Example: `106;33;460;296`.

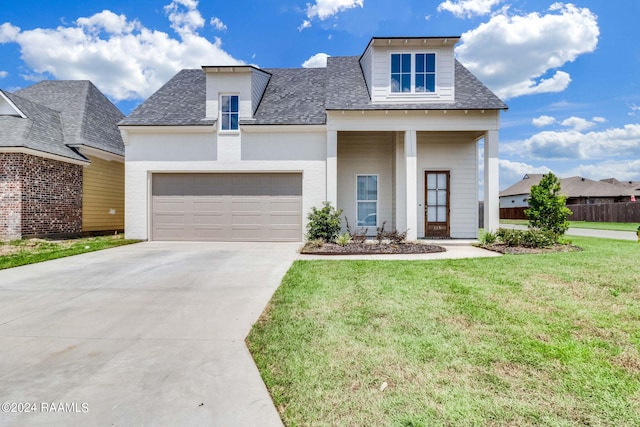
121;53;506;127
500;174;640;199
0;81;124;162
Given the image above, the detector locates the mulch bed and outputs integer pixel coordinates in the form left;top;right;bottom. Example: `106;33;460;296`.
300;242;446;255
479;243;583;255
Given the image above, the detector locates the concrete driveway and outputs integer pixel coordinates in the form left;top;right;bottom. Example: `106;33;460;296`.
0;242;299;426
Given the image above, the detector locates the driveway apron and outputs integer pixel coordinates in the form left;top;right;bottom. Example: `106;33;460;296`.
0;242;299;426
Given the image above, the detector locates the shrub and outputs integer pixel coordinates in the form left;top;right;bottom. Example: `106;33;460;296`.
345;217;368;243
335;232;353;246
496;228;555;248
497;228;524;247
376;221;408;244
525;172;572;240
479;229;497;245
306;202;343;242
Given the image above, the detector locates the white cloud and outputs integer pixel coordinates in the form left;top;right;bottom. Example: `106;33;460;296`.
456;3;599;100
592;116;606;123
302;52;329;68
0;0;242;101
630;104;640;117
438;0;504;19
510;123;640;160
210;17;227;31
568;160;640;182
561;116;596;132
0;71;7;79
301;0;364;29
532;115;555;127
499;159;552;189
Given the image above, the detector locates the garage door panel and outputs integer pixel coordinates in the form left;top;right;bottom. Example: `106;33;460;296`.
152;173;302;241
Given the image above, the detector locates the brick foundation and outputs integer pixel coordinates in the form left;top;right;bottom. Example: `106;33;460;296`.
0;153;82;239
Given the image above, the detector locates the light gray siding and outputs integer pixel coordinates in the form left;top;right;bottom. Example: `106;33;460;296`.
417;132;478;238
337;131;394;235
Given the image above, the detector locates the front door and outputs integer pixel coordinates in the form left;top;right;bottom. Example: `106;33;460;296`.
425;171;450;238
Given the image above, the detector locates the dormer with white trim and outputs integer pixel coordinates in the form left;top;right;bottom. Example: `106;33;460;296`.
359;36;459;104
203;66;271;131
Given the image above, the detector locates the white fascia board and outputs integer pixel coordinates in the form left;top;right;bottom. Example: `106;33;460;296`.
0;92;27;118
0;147;90;166
119;125;215;145
241;124;327;133
76;145;124;163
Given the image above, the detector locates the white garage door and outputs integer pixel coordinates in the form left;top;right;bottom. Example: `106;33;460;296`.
152;173;302;241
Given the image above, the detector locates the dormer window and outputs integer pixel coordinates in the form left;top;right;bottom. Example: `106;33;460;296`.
390;53;436;94
220;95;239;131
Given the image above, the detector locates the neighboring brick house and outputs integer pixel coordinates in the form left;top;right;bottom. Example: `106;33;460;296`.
0;81;125;239
120;36;507;242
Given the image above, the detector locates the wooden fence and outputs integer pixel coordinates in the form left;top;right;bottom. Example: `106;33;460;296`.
500;202;640;223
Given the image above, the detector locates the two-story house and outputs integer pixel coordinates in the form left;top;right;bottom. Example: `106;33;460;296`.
119;36;507;242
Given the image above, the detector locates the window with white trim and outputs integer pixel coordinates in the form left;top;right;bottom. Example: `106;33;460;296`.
220;95;239;131
390;53;436;93
356;175;378;227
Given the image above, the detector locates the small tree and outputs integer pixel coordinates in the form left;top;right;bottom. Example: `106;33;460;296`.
306;202;343;242
525;172;572;239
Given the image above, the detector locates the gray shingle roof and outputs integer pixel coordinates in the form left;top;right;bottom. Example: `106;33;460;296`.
119;69;211;126
325;56;507;110
251;68;326;125
16;80;125;156
0;90;87;162
500;174;640;198
121;53;506;126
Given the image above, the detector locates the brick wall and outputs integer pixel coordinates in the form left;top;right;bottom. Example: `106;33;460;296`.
0;153;83;239
0;153;23;239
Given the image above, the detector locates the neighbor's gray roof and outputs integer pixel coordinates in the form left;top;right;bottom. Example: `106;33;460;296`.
500;174;640;198
120;69;211;127
16;80;125;156
121;54;506;126
0;90;86;162
325;56;508;111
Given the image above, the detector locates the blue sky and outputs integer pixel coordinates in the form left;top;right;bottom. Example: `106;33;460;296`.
1;0;639;189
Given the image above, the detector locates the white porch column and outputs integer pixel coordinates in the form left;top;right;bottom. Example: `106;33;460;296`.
484;130;500;232
394;132;406;232
326;130;338;206
405;130;418;240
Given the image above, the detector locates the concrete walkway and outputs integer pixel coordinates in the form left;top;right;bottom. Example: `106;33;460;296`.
501;223;637;241
0;242;299;427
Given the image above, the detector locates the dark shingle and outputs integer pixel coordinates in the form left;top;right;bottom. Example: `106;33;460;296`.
119;70;212;126
0;90;87;162
325;56;507;110
16;81;125;156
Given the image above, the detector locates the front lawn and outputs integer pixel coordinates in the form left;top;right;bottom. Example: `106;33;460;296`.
0;234;140;270
247;236;640;426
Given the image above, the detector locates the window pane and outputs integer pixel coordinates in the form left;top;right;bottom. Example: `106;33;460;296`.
426;54;435;73
366;176;377;200
427;174;436;190
357;202;377;226
427;189;437;205
221;96;230;112
416;54;424;73
230;95;238;112
427;208;436;222
426;74;435;92
437;173;447;189
221;114;230;130
391;74;400;92
401;74;411;92
230;113;238;130
437;206;446;221
415;74;425;93
401;54;411;73
357;176;367;199
391;54;400;73
437;189;447;205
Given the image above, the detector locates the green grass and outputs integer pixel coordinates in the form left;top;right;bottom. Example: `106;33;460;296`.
247;237;640;426
501;219;639;232
0;235;141;270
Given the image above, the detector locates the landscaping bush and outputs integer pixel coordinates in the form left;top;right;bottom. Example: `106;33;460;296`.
497;228;524;246
479;229;497;245
334;232;352;246
496;228;556;248
525;172;572;240
345;217;368;243
376;221;408;244
306;202;343;242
